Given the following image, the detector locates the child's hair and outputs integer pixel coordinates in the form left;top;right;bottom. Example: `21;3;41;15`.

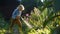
18;4;25;10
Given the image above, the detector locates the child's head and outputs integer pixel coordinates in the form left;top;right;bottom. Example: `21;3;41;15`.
18;4;25;11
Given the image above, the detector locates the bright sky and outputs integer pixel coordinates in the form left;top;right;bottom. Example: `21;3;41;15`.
41;0;45;2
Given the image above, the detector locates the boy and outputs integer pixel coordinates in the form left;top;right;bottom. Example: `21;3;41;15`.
9;4;25;34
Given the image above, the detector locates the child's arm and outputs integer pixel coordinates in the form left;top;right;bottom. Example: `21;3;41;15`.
12;8;18;16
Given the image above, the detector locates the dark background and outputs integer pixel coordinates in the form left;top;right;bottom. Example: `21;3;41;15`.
0;0;20;19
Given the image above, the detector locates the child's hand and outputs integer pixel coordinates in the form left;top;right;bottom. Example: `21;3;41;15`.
16;16;20;19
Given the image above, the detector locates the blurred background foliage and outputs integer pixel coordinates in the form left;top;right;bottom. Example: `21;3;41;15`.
0;0;60;34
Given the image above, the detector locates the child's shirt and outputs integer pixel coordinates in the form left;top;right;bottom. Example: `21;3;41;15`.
12;8;22;19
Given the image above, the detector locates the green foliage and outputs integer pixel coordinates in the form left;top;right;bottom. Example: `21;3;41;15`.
28;6;60;34
28;28;51;34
